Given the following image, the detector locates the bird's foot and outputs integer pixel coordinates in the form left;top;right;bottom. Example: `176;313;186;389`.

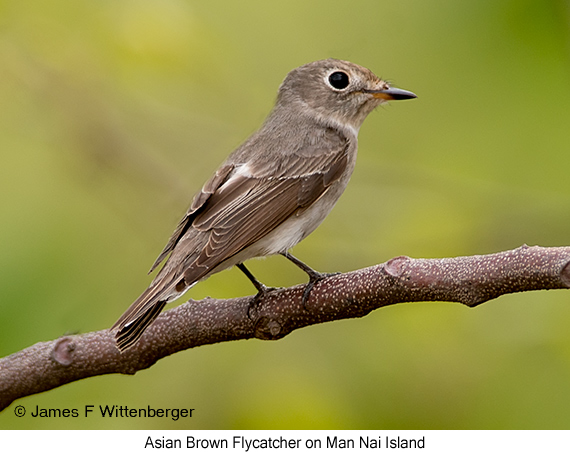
237;263;278;319
279;252;339;309
247;283;278;320
301;270;340;309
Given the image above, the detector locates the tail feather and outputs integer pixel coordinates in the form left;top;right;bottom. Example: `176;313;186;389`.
112;275;178;352
113;264;211;352
114;299;167;351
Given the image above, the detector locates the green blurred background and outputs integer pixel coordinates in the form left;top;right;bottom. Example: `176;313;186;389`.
1;0;570;429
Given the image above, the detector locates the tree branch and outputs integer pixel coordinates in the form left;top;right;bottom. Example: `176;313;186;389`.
1;245;569;411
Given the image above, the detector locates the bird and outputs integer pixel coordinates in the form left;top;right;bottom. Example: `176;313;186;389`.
112;58;416;351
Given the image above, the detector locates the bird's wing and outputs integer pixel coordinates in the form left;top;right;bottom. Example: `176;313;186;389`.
180;146;349;283
148;164;235;273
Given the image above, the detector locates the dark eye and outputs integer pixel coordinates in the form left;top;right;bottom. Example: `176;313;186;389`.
328;71;350;90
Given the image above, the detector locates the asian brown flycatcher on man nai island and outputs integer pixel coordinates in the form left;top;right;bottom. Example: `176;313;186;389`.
113;59;416;351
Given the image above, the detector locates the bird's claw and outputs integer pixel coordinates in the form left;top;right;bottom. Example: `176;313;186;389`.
247;284;277;320
301;271;340;309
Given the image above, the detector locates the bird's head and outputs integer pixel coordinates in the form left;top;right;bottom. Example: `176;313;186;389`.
277;58;416;132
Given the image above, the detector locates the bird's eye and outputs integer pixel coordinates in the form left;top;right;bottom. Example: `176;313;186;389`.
328;71;350;90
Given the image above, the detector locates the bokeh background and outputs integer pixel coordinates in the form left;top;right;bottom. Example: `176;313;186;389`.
1;0;569;429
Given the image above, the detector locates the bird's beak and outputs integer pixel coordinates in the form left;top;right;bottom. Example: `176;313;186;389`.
364;86;417;101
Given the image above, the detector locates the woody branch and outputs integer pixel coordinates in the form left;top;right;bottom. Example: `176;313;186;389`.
1;245;569;411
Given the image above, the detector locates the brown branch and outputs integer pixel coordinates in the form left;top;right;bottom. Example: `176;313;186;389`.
1;245;569;411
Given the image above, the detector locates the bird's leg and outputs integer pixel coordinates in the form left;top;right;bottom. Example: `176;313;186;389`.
237;263;276;319
280;251;339;307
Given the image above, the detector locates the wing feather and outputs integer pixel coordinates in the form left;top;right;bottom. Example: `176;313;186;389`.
189;150;349;274
148;164;234;273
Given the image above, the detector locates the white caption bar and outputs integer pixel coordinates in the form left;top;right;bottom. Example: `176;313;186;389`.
3;430;570;452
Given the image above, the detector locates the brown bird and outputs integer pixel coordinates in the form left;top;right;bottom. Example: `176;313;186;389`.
113;58;416;351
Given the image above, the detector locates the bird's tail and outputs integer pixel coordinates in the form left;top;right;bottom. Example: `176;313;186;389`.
112;275;182;352
114;299;167;351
